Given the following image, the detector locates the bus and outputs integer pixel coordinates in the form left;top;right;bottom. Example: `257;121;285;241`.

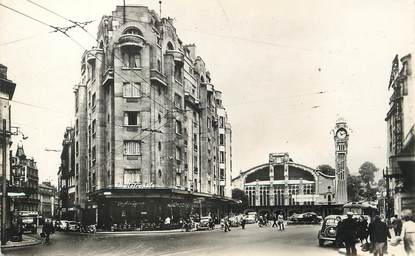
342;202;379;219
15;211;38;234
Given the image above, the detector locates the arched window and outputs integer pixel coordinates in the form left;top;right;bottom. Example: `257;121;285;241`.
123;27;143;36
99;41;104;49
167;42;174;50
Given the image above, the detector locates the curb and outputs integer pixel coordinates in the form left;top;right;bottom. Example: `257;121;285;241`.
1;239;41;250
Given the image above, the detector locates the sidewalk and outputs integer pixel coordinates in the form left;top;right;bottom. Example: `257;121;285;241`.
0;235;41;250
338;240;406;256
96;225;222;235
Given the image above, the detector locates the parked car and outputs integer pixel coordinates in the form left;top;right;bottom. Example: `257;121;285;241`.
67;221;80;232
228;216;240;227
245;212;257;224
196;216;213;231
56;220;69;231
290;212;322;224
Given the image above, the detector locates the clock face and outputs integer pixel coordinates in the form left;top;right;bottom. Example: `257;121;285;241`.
336;129;347;139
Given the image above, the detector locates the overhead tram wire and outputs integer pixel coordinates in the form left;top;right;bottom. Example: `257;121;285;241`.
22;0;205;154
0;2;177;152
24;0;179;115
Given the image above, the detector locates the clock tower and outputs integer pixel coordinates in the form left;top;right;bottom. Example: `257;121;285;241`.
333;118;350;205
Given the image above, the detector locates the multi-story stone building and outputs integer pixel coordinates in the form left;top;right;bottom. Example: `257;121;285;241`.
10;145;39;212
58;127;76;221
71;5;233;227
385;54;415;217
0;64;16;235
38;181;57;221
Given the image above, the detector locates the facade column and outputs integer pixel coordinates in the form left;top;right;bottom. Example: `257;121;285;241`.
269;163;275;206
283;161;289;205
255;179;260;206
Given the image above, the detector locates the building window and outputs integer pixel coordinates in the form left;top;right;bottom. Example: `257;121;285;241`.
158;113;162;123
157;59;161;71
91;146;96;166
174;93;182;109
220;168;225;180
75;142;79;156
175;120;182;134
91;92;96;108
123;169;142;185
123;141;141;155
176;146;182;161
207;117;211;129
124;111;140;126
92;119;96;136
219;116;224;128
219;151;225;163
75;119;79;134
174;63;183;83
123;82;141;98
219;134;224;146
122;47;141;69
158;141;162;151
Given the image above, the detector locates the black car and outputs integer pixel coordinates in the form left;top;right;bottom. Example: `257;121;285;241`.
318;215;341;246
289;212;322;224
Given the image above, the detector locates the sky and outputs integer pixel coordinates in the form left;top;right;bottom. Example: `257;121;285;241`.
0;0;413;185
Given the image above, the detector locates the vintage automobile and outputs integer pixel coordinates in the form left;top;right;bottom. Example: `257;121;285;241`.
289;212;322;224
196;216;213;231
245;212;257;224
67;221;80;232
318;215;341;246
56;220;69;231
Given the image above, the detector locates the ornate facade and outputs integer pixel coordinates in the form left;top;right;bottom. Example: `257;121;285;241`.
232;153;339;217
69;5;234;227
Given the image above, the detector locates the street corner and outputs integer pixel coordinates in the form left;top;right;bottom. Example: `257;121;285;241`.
1;235;41;251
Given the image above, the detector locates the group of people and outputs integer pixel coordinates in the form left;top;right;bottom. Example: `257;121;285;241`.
336;212;390;256
335;211;415;256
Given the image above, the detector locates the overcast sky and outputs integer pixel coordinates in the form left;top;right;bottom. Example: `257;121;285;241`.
0;0;413;185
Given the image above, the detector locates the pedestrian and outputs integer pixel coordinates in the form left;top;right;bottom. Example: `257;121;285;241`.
241;215;246;229
342;212;358;256
224;216;231;232
272;214;278;228
358;215;369;244
402;209;415;256
42;219;55;244
277;212;284;231
392;214;403;237
336;216;345;248
369;215;391;256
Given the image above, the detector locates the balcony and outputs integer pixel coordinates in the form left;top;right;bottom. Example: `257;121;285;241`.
119;34;145;49
184;92;200;107
103;67;114;87
85;49;102;64
166;50;184;62
150;69;167;87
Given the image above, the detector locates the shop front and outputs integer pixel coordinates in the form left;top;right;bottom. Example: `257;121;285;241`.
86;187;237;230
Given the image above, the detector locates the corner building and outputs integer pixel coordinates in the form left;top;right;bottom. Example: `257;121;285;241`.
73;5;233;227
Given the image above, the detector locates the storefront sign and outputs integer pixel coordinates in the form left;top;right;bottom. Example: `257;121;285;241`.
116;201;145;207
167;202;191;208
114;183;155;189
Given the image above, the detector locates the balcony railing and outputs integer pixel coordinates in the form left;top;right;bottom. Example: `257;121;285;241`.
119;34;145;48
150;69;167;87
166;50;184;62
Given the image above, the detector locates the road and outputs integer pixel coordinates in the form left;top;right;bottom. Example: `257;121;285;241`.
2;224;341;256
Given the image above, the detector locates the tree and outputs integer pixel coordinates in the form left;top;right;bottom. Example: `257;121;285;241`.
358;161;379;187
316;164;335;176
232;188;248;211
347;175;364;202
